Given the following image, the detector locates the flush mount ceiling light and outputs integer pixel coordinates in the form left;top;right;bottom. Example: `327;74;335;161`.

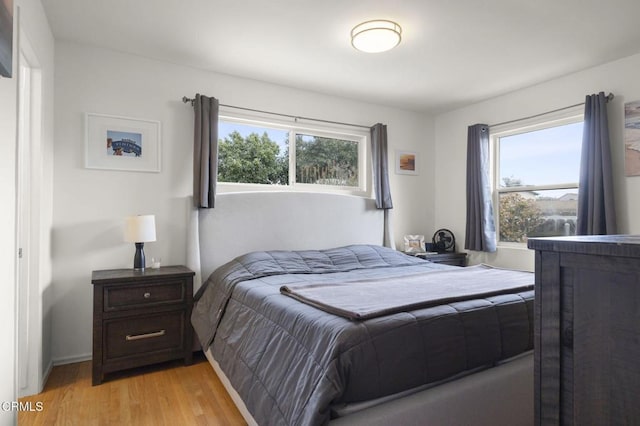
351;19;402;53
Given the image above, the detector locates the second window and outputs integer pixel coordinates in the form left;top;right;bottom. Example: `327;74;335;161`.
493;112;583;243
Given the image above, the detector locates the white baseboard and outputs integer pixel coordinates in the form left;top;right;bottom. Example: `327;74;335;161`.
40;360;53;392
52;353;92;366
18;360;55;398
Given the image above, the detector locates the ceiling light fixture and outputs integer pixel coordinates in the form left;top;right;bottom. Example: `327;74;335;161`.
351;19;402;53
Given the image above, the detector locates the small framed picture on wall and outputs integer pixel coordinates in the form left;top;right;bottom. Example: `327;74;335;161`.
0;0;13;78
625;100;640;177
85;113;161;172
395;150;418;175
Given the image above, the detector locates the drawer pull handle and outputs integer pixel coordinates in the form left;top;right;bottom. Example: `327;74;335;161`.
125;330;166;341
143;292;151;299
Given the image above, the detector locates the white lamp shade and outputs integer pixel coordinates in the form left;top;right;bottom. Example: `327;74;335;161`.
124;215;157;243
351;20;402;53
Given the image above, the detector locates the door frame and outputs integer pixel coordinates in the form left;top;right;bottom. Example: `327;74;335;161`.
15;22;44;398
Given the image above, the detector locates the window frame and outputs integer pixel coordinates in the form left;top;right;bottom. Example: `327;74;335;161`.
217;112;370;197
491;106;584;246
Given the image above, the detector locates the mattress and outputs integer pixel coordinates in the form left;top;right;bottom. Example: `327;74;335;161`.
192;245;534;426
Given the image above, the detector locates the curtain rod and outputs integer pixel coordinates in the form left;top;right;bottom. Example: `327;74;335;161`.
182;96;371;130
488;92;614;129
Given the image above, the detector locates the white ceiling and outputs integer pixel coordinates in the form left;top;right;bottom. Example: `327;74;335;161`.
41;0;640;113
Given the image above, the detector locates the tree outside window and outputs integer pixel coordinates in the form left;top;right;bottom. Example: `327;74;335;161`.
494;115;583;243
217;119;364;193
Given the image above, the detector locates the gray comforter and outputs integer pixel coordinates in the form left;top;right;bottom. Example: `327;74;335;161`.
192;245;534;426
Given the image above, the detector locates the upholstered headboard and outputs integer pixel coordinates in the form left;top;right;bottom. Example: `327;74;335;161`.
192;192;384;285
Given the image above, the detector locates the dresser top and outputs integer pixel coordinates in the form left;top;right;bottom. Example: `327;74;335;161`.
528;235;640;257
92;265;194;284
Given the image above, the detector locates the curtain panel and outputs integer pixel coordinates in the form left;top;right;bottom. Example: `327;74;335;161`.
370;123;395;248
577;92;617;235
370;123;393;209
193;94;219;209
464;124;496;252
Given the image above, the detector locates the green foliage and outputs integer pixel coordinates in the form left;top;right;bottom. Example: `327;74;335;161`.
217;131;359;188
295;135;358;186
499;193;545;243
218;131;288;184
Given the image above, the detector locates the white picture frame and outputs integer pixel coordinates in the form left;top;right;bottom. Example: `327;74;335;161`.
403;234;426;253
85;113;161;172
395;150;418;175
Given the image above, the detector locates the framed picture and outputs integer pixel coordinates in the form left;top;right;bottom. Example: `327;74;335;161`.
0;0;13;78
403;234;426;253
625;100;640;177
85;113;161;172
395;150;418;175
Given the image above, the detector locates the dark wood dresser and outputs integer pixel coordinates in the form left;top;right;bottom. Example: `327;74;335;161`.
91;265;195;385
528;235;640;425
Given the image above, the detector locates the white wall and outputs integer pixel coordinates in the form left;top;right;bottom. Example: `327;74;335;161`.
434;52;640;271
51;42;433;362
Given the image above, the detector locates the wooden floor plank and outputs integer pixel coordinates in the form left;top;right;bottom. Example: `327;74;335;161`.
18;353;247;426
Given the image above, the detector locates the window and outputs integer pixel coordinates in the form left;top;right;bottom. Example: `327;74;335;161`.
218;121;289;185
295;133;359;187
217;116;367;194
493;112;583;243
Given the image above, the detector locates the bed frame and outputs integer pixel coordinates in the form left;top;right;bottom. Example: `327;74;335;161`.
191;191;385;286
192;192;533;425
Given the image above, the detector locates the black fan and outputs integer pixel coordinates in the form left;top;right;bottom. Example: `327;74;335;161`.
432;229;455;253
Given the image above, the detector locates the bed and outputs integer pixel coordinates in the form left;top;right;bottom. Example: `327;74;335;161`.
188;192;534;426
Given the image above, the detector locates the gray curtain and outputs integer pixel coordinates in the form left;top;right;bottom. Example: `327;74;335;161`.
193;94;219;209
577;92;616;235
371;123;393;209
371;123;395;248
464;124;496;252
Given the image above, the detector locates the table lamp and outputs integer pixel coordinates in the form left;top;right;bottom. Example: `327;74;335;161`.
124;215;156;271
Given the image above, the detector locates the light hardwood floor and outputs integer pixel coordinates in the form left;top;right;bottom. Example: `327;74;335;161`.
18;353;247;426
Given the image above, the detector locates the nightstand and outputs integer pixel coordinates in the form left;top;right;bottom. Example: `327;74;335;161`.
91;265;195;385
415;252;467;267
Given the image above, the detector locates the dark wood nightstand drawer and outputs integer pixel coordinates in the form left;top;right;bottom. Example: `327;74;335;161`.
412;252;467;267
104;280;186;311
105;311;185;360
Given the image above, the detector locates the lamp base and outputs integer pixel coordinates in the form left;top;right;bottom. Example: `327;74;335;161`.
133;242;146;271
